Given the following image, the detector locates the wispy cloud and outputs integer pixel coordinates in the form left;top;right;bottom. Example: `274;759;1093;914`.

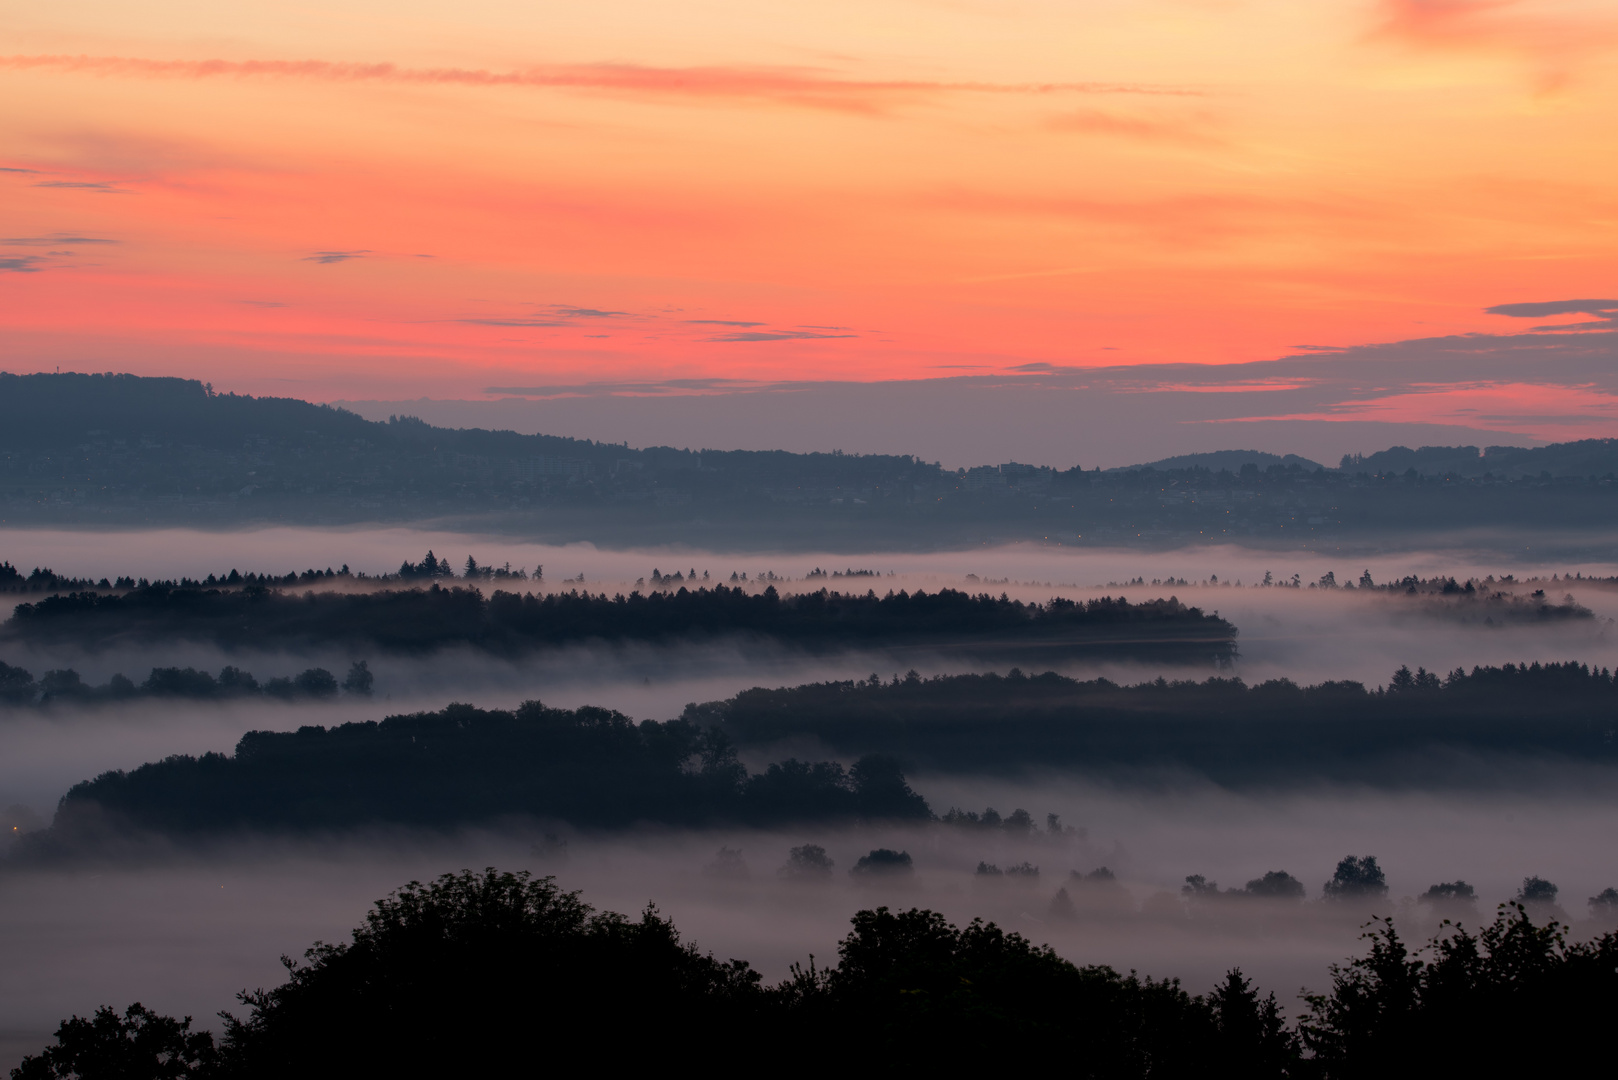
1485;298;1618;333
458;318;571;327
33;180;127;192
711;330;855;342
550;305;631;318
0;255;45;272
486;377;780;397
0;54;1200;114
2;233;116;245
1047;108;1219;145
303;250;368;263
1486;298;1618;319
685;319;765;327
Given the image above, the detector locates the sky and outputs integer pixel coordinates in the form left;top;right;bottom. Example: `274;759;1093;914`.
2;0;1617;451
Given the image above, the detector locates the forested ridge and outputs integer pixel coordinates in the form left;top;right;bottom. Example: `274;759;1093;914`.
24;700;930;848
13;869;1617;1077
20;660;1618;853
699;662;1618;778
3;583;1235;663
10;372;1618;548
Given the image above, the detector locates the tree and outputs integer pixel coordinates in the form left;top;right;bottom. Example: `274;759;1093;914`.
340;661;372;696
1244;870;1306;900
1208;969;1298;1077
778;843;834;880
850;849;913;876
1517;876;1558;904
848;755;931;819
1323;855;1388;901
11;1003;217;1079
215;869;761;1076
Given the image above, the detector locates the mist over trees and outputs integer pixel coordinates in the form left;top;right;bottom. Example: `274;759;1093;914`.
3;583;1235;665
0;661;371;709
17;701;931;852
698;662;1618;780
16;869;1618;1077
19;654;1618;856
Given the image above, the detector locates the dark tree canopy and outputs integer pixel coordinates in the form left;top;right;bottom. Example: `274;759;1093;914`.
27;702;931;850
4;583;1235;665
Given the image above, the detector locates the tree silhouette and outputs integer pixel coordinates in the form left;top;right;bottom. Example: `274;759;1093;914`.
1323;855;1388;901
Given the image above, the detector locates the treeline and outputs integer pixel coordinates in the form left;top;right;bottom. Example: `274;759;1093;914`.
15;869;1617;1076
0;661;373;708
22;701;931;848
0;552;529;595
695;662;1618;779
3;584;1235;662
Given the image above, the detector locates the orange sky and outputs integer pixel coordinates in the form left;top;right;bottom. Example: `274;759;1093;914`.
2;0;1616;409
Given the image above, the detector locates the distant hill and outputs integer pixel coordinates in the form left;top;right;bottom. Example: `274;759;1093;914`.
1341;441;1618;478
5;371;1618;549
1112;450;1326;473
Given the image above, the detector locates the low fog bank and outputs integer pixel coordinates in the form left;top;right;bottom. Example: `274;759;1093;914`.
8;528;1618;601
7;530;1618;690
4;782;1617;1071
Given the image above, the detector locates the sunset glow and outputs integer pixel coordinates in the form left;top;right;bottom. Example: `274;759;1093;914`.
4;0;1616;426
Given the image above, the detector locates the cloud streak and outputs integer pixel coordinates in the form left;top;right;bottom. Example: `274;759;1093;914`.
0;54;1201;114
33;180;127;192
2;234;117;245
710;330;856;342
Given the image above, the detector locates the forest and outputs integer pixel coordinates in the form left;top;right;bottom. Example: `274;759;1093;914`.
16;659;1618;855
17;700;932;853
12;868;1616;1077
2;583;1236;664
0;660;372;708
700;662;1618;779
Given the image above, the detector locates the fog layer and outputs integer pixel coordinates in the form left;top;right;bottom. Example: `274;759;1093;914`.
4;780;1617;1070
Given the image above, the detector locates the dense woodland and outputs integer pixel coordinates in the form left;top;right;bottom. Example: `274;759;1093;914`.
13;869;1617;1077
21;701;931;850
13;660;1618;854
699;663;1618;779
7;373;1618;548
2;583;1236;664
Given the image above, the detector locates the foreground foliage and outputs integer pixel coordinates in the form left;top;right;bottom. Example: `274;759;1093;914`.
17;870;1616;1079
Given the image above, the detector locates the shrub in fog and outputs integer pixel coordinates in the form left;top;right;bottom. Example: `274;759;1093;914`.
1418;880;1478;914
1589;888;1618;918
1517;876;1558;904
778;844;834;880
1243;871;1306;900
341;660;373;696
702;846;749;880
850;849;913;877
